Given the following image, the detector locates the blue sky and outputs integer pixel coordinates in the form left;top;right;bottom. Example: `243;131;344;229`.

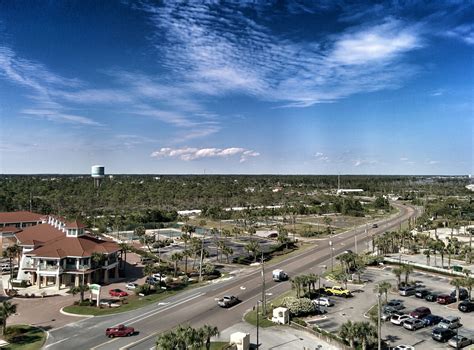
0;1;472;175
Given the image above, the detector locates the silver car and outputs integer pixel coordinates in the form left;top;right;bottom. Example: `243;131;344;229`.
312;297;334;307
402;318;424;331
448;335;472;348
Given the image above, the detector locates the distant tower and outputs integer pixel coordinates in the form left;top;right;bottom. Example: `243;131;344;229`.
91;165;105;188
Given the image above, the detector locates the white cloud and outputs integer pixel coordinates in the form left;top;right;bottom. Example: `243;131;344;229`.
151;147;260;162
315;152;330;162
444;24;474;45
21;109;102;126
139;3;423;107
400;157;409;161
428;160;440;165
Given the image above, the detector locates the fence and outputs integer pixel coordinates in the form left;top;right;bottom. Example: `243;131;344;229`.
383;257;467;277
289;321;352;350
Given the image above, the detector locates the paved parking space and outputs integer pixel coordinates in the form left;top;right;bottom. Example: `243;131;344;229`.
311;266;474;350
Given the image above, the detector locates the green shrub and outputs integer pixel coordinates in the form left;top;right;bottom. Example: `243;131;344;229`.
282;297;316;316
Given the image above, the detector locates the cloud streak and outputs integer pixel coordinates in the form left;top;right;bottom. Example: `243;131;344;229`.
140;3;424;107
151;147;260;163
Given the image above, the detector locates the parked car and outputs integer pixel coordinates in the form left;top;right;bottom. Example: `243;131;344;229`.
217;295;240;308
386;300;404;310
409;307;431;319
152;273;167;281
458;300;474;313
437;294;456;305
390;314;411;326
381;309;398;321
451;288;468;301
393;345;414;350
415;289;430;299
399;286;416;296
105;324;135;338
324;286;352;297
312;297;334;307
125;283;138;290
432;327;456;342
109;289;128;297
402;318;425;331
425;292;440;302
448;335;472;348
372;223;378;228
421;314;443;327
438;316;461;329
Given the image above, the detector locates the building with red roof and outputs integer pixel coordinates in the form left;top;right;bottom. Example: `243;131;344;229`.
0;211;44;254
14;215;121;290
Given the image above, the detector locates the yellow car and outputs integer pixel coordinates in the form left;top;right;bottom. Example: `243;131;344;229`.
324;286;352;297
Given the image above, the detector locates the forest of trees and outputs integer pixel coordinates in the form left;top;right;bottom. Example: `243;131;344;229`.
0;175;470;222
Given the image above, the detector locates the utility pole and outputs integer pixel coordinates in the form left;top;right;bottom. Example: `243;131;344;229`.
329;241;333;271
261;251;266;315
355;231;358;254
198;233;204;282
256;300;260;349
377;292;382;350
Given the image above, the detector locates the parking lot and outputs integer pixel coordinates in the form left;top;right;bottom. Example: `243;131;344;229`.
311;266;474;349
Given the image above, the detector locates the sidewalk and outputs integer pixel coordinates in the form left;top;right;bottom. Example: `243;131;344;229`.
216;322;339;350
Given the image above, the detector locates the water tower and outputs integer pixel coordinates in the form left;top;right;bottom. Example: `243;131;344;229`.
91;165;105;188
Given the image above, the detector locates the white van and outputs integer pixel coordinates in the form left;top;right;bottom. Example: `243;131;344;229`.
272;269;288;282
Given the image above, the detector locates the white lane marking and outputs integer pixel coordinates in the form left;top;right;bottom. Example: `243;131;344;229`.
93;293;205;350
90;337;118;350
44;338;68;348
112;292;204;327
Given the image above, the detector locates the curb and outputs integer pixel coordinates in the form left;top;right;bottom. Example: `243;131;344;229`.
59;307;94;318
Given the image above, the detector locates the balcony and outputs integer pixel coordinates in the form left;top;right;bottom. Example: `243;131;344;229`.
65;264;91;271
38;265;62;273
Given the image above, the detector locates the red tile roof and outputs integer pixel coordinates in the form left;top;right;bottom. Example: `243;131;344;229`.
0;225;22;233
66;220;85;229
15;224;65;246
27;234;119;258
0;211;44;224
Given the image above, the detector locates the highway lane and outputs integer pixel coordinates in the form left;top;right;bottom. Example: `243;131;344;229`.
44;202;420;350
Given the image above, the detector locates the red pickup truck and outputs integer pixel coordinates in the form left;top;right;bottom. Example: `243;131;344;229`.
105;324;135;338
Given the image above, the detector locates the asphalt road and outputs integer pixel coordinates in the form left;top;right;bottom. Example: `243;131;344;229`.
44;202;421;350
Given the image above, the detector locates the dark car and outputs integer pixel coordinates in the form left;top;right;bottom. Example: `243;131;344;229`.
422;314;443;327
415;289;430;299
425;292;440;302
399;286;416;296
450;288;468;301
105;324;135;338
409;307;431;319
458;300;474;313
437;294;456;305
432;327;456;342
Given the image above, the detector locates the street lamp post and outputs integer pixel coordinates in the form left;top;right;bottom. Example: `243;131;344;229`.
329;241;333;271
256;300;262;349
377;292;382;350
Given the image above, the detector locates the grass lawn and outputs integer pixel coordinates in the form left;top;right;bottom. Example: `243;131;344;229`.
63;282;201;316
243;289;296;328
2;325;46;350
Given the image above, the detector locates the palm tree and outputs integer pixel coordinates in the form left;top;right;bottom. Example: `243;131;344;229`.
323;216;333;235
201;324;219;350
291;276;303;298
401;264;414;285
354;321;377;350
180;233;191;274
375;281;392;304
450;278;465;303
156;330;179;350
0;301;17;336
463;277;474;300
423;249;431;266
245;240;260;262
170;252;183;277
69;284;90;303
118;242;131;271
143;263;157;279
392;267;403;287
222;245;233;264
339;320;357;348
2;245;20;289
